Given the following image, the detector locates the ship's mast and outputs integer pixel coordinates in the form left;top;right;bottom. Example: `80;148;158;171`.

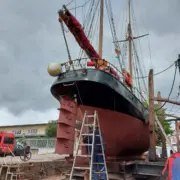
98;0;104;58
128;0;133;79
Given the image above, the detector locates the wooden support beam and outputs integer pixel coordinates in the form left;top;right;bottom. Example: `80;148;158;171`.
154;97;180;106
157;91;167;158
148;69;157;161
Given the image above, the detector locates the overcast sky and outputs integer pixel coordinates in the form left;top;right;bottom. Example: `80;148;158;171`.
0;0;179;126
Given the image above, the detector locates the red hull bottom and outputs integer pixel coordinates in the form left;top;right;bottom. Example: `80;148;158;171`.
79;105;150;157
55;97;150;158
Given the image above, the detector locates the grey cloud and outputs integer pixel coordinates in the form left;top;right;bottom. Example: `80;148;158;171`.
0;0;180;116
132;0;180;35
0;0;74;114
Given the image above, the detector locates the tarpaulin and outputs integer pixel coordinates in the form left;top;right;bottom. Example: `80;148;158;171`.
83;129;107;180
59;8;100;60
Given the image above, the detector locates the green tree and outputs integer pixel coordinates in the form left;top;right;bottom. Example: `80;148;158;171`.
154;104;173;145
45;120;82;137
45;120;58;137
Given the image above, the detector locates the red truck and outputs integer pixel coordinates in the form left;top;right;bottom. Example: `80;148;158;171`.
0;132;15;156
0;132;31;161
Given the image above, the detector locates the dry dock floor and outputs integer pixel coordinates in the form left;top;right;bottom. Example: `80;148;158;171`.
0;153;71;180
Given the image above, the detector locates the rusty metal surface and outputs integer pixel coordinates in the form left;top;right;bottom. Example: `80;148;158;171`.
56;96;78;155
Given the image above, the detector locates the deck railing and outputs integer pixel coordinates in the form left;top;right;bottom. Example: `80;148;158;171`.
61;58;122;77
60;58;147;104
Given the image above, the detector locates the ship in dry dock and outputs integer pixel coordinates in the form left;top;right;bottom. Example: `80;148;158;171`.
48;0;150;158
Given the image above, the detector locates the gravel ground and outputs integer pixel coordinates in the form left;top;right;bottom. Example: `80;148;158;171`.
0;154;70;180
42;175;66;180
0;153;67;164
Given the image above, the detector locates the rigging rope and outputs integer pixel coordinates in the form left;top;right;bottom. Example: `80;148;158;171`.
75;82;84;105
132;40;148;94
69;0;91;11
156;64;177;111
82;0;95;30
66;0;74;7
86;0;100;39
131;0;151;72
167;88;180;114
128;1;150;97
78;0;97;59
74;0;77;17
168;94;180;113
59;13;75;71
91;6;100;48
131;7;148;94
134;62;175;79
105;0;125;70
168;106;180;115
134;59;142;100
59;19;72;62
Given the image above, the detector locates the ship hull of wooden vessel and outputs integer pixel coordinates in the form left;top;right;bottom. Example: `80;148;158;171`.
51;69;150;157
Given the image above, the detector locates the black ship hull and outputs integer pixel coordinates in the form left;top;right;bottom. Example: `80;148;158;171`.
51;69;148;122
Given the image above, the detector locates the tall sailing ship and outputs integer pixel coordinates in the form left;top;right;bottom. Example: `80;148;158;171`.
48;0;150;158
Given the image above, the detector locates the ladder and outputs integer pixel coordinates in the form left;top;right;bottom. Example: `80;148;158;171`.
69;110;109;180
3;147;22;180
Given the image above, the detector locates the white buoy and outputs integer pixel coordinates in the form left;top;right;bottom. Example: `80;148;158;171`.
47;63;62;77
